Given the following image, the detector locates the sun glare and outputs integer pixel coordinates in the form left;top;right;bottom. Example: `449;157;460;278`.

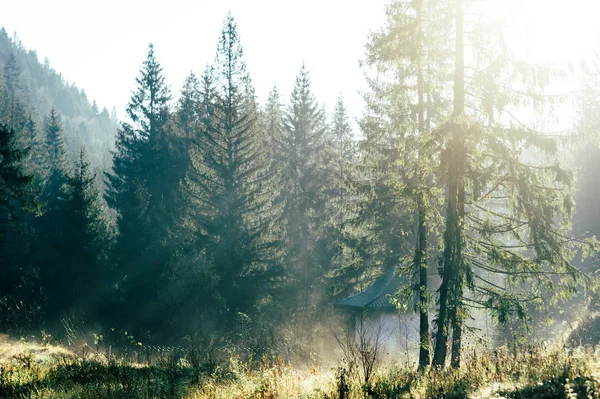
483;0;600;64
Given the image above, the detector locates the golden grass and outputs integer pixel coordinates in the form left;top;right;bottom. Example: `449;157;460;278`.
0;334;75;366
1;336;599;399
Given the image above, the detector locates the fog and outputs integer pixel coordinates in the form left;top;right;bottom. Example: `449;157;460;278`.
1;0;600;381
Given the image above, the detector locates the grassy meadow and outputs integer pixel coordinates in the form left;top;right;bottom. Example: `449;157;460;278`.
1;330;600;399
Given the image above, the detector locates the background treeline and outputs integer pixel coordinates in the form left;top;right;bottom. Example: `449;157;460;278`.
0;16;384;355
1;2;599;369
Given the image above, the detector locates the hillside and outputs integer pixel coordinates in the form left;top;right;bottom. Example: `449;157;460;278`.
0;27;118;172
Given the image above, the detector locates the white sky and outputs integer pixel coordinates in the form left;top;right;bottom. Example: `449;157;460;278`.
2;0;600;123
1;0;389;121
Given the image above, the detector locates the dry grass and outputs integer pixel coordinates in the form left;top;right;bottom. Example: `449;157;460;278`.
0;334;75;365
1;335;600;399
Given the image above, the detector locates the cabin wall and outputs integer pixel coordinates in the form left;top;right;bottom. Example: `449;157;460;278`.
347;309;496;367
352;311;421;365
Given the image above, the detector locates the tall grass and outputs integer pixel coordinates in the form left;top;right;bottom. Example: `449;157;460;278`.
0;337;599;398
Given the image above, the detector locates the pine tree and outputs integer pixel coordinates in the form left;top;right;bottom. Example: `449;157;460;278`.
186;14;280;318
45;148;108;316
331;96;355;204
263;87;284;176
427;0;595;367
0;123;36;236
272;65;332;340
23;115;37;165
359;0;452;369
0;123;38;328
126;44;171;143
171;73;201;207
36;109;70;318
104;44;175;332
39;108;68;214
1;53;32;153
3;53;24;130
44;108;67;174
64;149;108;306
176;73;201;137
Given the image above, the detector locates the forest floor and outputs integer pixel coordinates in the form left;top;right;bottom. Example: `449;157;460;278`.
0;335;599;398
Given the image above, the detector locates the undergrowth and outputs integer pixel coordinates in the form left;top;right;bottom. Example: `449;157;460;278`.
0;339;599;398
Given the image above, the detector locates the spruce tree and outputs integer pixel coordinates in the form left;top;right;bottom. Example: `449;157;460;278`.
0;123;36;236
331;96;355;204
427;0;595;367
323;96;369;311
44;108;67;173
0;123;38;329
360;0;452;368
272;65;333;342
264;87;283;148
171;73;201;210
105;43;179;332
186;14;280;318
47;148;108;316
2;53;24;130
23;115;41;174
36;109;70;319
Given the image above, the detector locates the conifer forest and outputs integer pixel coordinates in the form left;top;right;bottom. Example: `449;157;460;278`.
2;1;600;398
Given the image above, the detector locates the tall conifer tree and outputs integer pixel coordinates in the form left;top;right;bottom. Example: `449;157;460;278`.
360;0;452;368
105;44;174;332
186;14;280;318
429;0;595;367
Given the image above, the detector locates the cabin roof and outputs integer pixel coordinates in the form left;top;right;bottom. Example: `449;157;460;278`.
334;267;401;311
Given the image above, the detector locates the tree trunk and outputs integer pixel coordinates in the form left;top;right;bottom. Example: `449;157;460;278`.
450;0;466;369
416;0;430;370
416;204;430;369
433;0;465;368
432;160;457;367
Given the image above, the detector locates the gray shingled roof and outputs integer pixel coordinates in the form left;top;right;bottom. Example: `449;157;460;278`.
334;268;401;311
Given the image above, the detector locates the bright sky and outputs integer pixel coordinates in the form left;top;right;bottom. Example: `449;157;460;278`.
2;0;600;124
485;0;600;65
1;0;389;121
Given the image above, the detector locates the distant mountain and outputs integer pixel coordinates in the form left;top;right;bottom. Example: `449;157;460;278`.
0;27;118;172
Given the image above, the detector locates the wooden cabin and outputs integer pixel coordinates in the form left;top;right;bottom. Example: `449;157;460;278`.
334;268;420;361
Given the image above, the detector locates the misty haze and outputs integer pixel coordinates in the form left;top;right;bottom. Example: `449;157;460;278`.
1;1;600;398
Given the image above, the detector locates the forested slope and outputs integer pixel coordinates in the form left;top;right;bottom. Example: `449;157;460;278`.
0;27;118;172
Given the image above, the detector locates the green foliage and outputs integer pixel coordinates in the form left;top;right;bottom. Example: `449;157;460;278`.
0;123;37;226
185;15;281;318
0;5;598;369
273;65;334;326
104;43;184;334
57;149;108;312
0;123;39;328
0;28;118;173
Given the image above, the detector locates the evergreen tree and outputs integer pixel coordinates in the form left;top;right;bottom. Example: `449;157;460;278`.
44;148;108;316
427;0;595;367
0;123;37;238
176;73;201;138
263;86;284;179
272;65;332;340
331;96;355;204
322;96;369;315
39;149;108;319
43;108;67;174
36;109;69;319
23;115;41;173
359;0;452;368
0;123;39;329
186;14;280;318
171;73;201;212
264;87;283;147
3;53;24;130
105;44;175;333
